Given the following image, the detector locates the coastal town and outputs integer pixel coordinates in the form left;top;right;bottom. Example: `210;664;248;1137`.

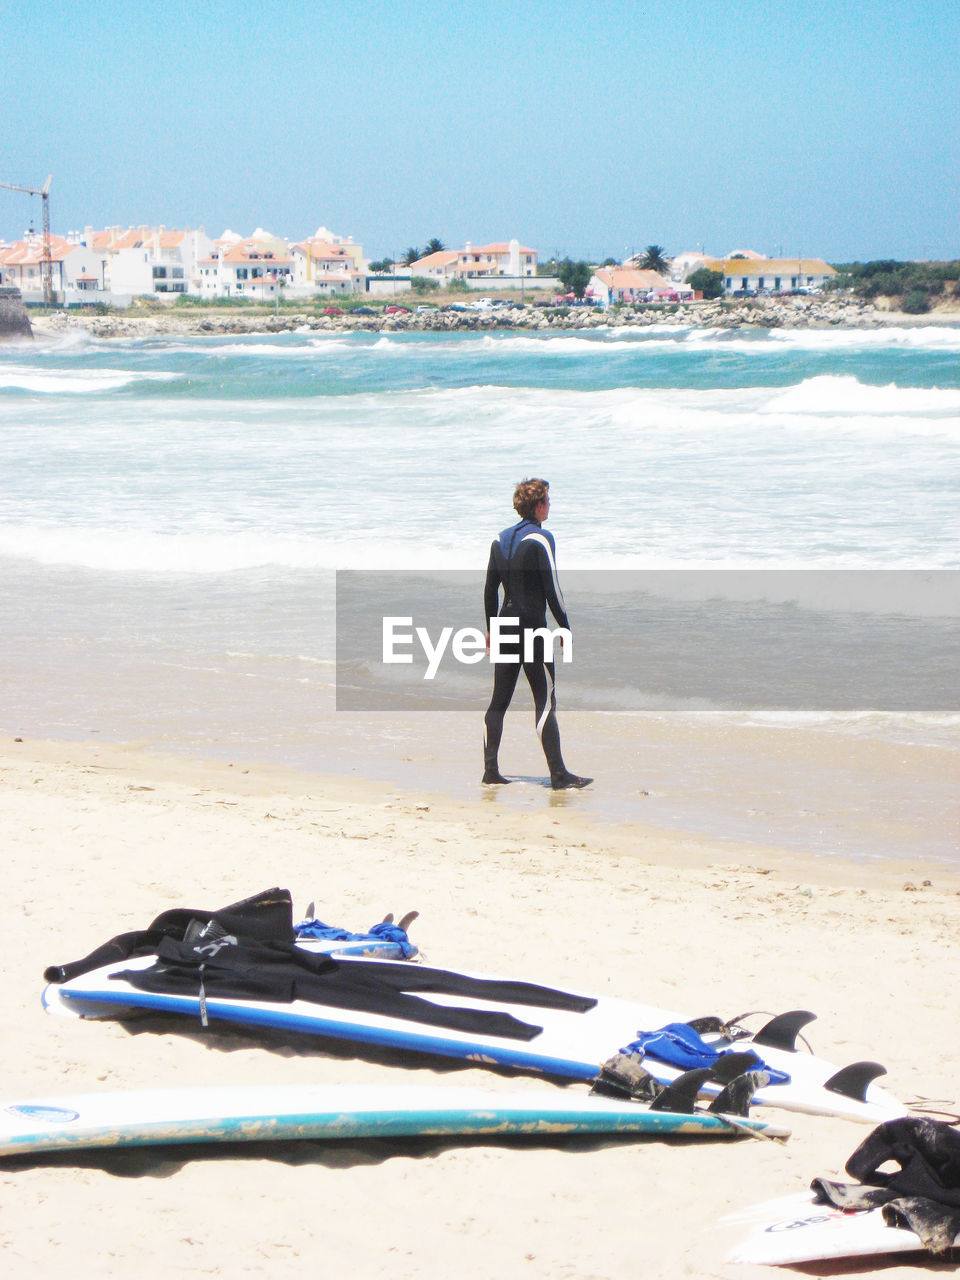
0;219;837;308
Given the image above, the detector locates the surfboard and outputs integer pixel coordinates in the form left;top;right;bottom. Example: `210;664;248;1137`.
42;954;904;1125
725;1189;960;1266
0;1081;789;1158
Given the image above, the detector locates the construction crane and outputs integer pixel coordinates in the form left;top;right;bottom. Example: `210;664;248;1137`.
0;174;54;306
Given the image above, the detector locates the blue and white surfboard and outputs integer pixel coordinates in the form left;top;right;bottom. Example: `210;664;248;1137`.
0;1081;789;1157
42;954;904;1125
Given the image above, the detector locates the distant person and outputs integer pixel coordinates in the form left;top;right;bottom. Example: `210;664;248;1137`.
482;478;592;790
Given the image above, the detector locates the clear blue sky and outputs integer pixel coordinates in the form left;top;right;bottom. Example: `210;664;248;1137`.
2;0;957;262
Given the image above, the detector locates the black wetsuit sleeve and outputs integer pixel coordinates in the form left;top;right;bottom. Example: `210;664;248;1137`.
110;945;597;1042
483;541;502;630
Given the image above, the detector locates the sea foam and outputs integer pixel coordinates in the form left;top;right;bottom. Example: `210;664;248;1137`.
0;367;177;394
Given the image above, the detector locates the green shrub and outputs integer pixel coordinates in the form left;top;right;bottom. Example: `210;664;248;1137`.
686;267;724;299
410;276;439;295
901;289;931;314
831;260;960;302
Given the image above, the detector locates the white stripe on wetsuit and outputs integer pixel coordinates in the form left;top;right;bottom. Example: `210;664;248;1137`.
520;531;566;614
536;665;556;738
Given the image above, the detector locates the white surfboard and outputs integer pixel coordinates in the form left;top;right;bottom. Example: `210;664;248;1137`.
0;1082;789;1158
43;954;905;1124
726;1188;959;1266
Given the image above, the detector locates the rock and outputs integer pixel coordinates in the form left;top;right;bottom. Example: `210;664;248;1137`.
0;287;31;339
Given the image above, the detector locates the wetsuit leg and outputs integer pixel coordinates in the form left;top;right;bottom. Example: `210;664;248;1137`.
483;657;522;775
522;655;567;779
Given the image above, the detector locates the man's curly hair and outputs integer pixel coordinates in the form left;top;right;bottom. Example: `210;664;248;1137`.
513;478;549;521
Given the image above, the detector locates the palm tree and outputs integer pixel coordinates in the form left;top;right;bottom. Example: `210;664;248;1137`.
402;246;420;267
639;244;670;274
424;237;446;256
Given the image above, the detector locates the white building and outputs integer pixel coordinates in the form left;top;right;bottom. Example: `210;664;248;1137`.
590;266;690;305
410;239;537;288
68;226;214;297
198;229;293;298
719;257;836;294
0;234;87;302
290;227;364;295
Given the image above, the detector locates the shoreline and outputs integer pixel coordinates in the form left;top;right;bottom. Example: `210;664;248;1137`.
5;732;957;891
2;732;959;1279
23;292;960;340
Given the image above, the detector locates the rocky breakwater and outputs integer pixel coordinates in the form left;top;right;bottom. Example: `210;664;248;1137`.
31;290;955;343
375;292;887;332
0;288;31;340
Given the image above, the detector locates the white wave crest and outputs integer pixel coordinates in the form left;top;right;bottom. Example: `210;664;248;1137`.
186;339;354;357
0;524;481;574
761;375;960;417
0;367;177;393
411;374;960;431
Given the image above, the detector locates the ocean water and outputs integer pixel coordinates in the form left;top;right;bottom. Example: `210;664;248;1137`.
0;325;957;857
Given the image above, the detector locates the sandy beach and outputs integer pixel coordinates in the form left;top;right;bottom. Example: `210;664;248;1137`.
2;734;958;1279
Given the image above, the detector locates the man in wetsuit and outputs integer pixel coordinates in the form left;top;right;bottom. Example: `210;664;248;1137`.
482;478;592;790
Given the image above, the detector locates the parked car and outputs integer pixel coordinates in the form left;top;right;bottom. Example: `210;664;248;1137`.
468;298;495;310
322;305;344;315
352;306;376;315
441;303;469;312
384;305;410;314
416;305;439;314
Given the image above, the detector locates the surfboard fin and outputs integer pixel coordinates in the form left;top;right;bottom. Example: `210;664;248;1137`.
398;910;419;932
707;1051;764;1084
650;1068;713;1114
751;1010;816;1053
591;1052;663;1103
824;1060;887;1102
708;1069;770;1117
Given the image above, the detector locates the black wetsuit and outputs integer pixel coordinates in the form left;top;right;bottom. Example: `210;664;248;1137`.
44;888;598;1042
483;517;571;781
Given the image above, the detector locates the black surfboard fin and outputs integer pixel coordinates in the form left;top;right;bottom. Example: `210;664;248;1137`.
397;910;419;932
751;1009;816;1053
824;1060;887;1102
649;1068;712;1114
708;1050;764;1084
708;1069;770;1117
